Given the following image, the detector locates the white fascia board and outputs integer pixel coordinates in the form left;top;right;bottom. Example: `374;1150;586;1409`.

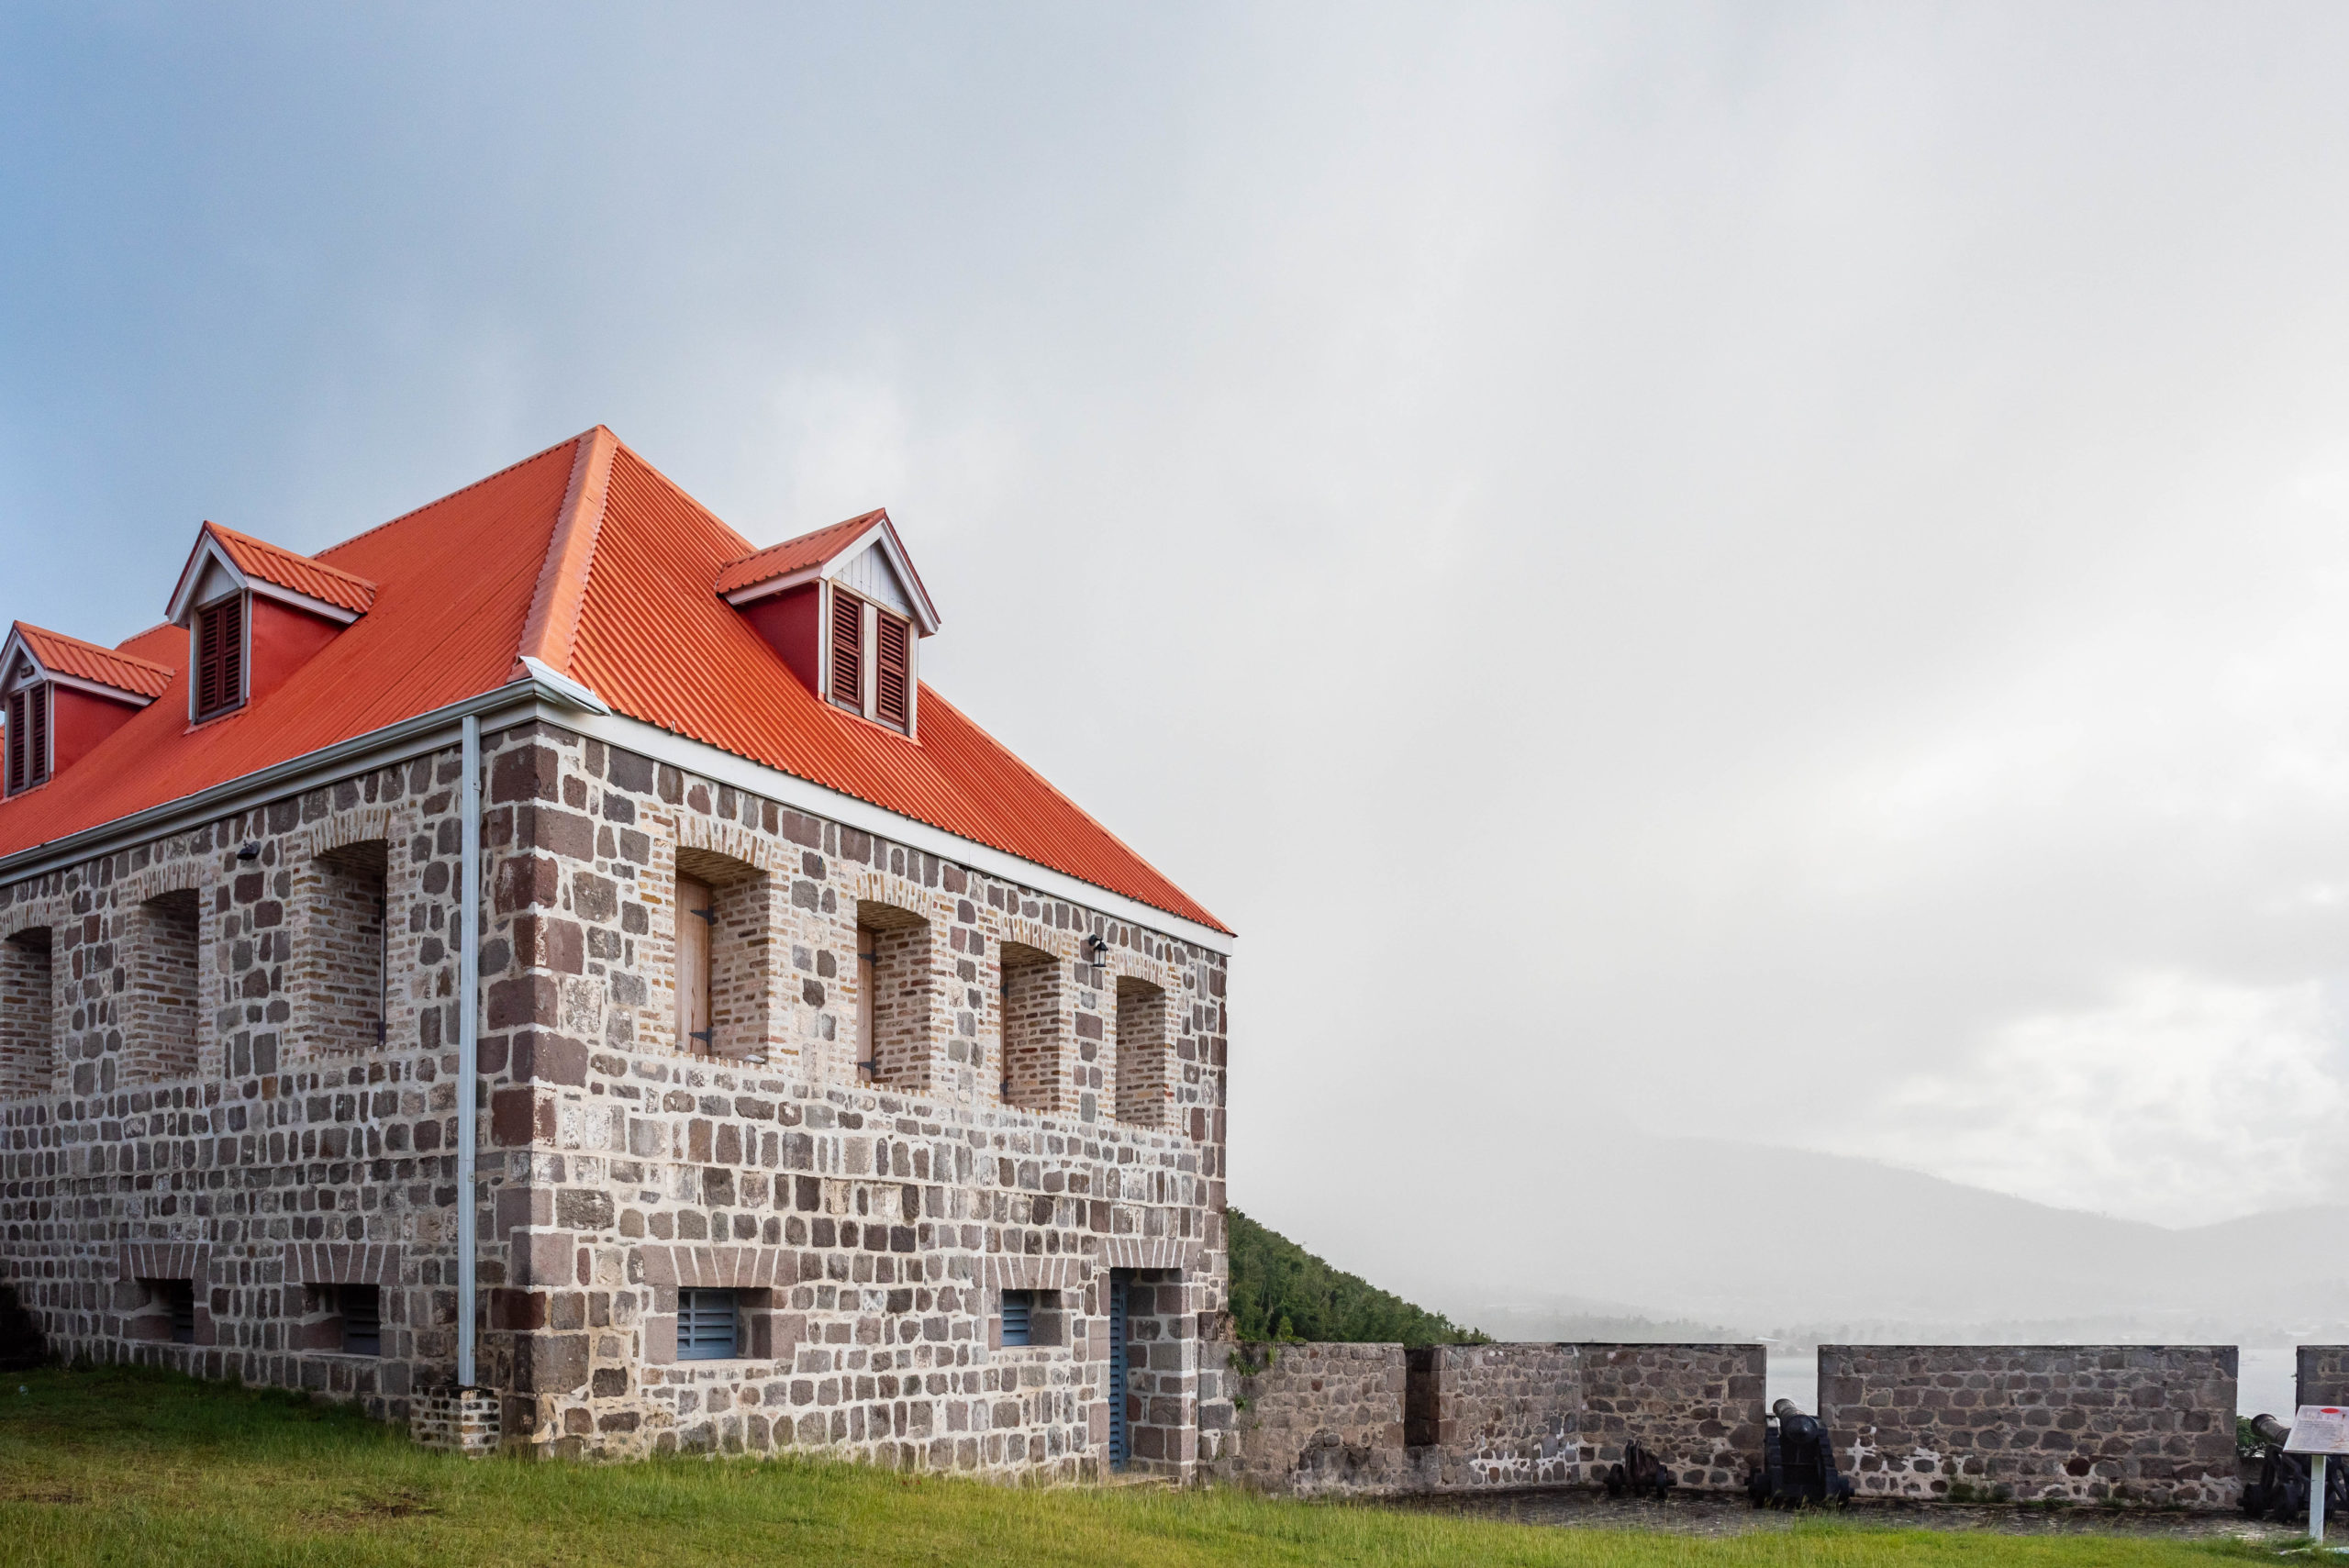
163;534;362;627
245;578;362;626
818;521;941;635
162;535;246;625
45;672;155;708
548;704;1236;955
0;629;36;692
0;632;150;708
721;564;824;607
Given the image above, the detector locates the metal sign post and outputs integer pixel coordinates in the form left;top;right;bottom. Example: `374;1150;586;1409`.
2284;1406;2349;1541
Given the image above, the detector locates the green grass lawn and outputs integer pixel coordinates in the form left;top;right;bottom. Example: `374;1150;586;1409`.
0;1366;2289;1567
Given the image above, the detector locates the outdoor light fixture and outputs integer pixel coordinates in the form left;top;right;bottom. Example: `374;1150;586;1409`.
1081;934;1108;968
236;842;261;861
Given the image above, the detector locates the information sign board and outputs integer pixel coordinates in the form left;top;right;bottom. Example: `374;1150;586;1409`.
2285;1407;2349;1455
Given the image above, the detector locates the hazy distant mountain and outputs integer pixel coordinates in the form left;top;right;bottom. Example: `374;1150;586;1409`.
1260;1133;2349;1348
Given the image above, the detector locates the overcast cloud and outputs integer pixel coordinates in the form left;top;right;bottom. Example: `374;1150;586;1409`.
7;3;2349;1261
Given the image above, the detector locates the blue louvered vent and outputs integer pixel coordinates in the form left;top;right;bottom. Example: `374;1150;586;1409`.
1000;1290;1034;1348
679;1288;739;1361
1108;1274;1130;1468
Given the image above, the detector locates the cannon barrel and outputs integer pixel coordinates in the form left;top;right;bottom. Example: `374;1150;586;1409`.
1773;1398;1804;1421
2253;1414;2291;1446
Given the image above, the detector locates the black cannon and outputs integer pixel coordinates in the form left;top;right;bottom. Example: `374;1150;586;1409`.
1747;1397;1854;1507
2241;1413;2349;1523
1603;1438;1678;1499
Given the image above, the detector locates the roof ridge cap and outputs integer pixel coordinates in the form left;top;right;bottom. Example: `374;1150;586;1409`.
313;428;600;560
509;428;620;680
603;436;757;559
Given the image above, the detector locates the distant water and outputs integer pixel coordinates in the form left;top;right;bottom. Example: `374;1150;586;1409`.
1767;1347;2298;1422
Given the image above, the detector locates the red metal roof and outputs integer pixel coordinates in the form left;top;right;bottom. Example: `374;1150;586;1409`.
206;521;379;615
0;430;1225;934
714;511;883;598
11;623;173;700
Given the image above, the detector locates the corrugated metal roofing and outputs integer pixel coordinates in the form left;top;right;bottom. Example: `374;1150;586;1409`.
570;446;1223;930
0;437;573;855
207;522;379;615
713;511;882;597
13;623;173;699
0;430;1225;934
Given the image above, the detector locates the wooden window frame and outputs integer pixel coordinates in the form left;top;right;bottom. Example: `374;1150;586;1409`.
674;873;714;1053
193;593;247;722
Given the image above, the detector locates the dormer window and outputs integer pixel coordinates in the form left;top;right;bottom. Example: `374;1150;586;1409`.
825;591;913;733
3;662;48;796
164;522;374;725
193;595;246;721
0;623;170;795
717;507;940;740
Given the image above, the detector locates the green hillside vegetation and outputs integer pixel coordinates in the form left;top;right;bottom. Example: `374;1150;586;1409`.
1226;1207;1488;1347
0;1366;2282;1568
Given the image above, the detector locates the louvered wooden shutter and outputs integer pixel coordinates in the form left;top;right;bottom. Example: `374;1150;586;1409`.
5;689;23;795
195;596;245;718
829;591;863;710
26;685;46;786
875;615;910;729
195;604;219;717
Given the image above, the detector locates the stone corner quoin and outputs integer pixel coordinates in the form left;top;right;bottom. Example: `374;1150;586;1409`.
0;717;1232;1477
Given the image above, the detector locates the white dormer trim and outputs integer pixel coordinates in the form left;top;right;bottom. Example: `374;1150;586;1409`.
0;628;156;710
163;532;363;628
721;562;824;607
821;519;939;634
720;516;941;635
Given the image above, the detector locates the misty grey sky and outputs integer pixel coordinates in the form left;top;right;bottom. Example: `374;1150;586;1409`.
7;3;2349;1257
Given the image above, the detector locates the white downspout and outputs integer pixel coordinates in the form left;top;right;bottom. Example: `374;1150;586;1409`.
457;713;482;1388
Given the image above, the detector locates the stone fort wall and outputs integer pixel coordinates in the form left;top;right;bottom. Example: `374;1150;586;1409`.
0;717;1230;1477
2298;1346;2349;1411
1204;1340;1762;1496
1819;1345;2238;1507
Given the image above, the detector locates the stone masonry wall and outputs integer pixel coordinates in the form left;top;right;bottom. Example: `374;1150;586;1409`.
0;753;464;1418
0;717;1230;1480
1204;1341;1408;1496
1574;1343;1762;1492
1204;1341;1762;1497
1406;1342;1581;1488
1820;1345;2239;1507
2299;1347;2349;1412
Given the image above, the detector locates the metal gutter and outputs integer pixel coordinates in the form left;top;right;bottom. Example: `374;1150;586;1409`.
0;682;552;890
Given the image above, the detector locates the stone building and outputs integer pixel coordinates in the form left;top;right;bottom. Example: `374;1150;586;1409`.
0;427;1233;1473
